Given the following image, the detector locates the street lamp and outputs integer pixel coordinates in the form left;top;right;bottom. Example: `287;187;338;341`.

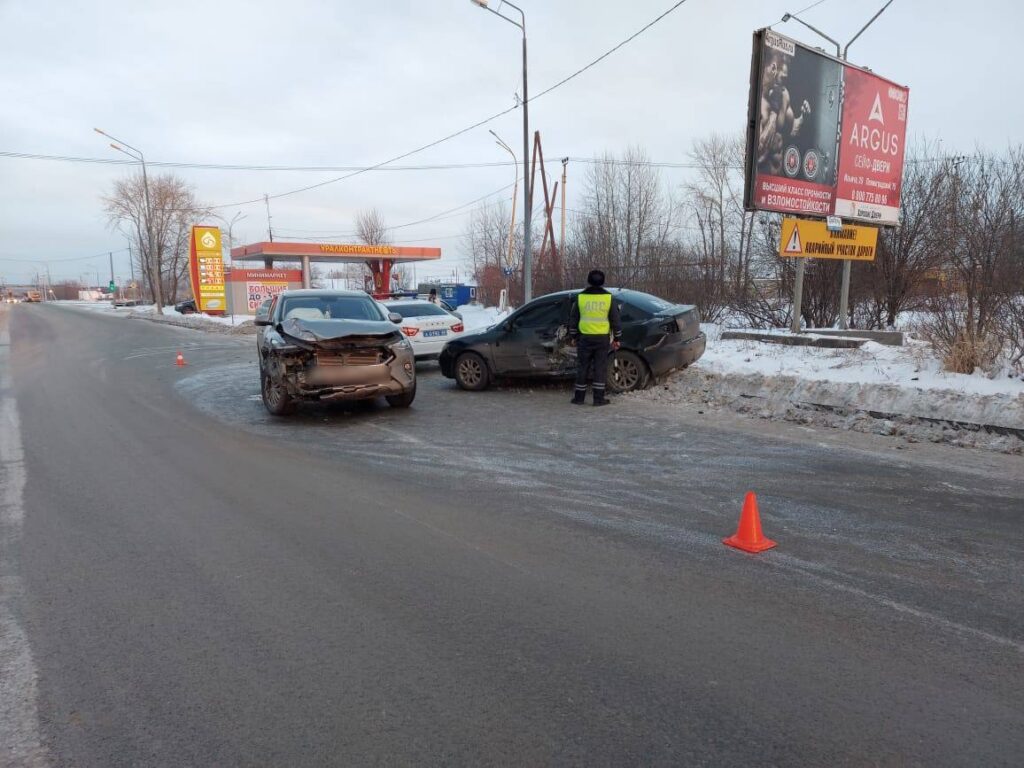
780;0;895;331
470;0;532;301
95;127;162;313
489;130;519;298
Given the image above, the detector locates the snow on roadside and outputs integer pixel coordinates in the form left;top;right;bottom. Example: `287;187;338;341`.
636;324;1024;454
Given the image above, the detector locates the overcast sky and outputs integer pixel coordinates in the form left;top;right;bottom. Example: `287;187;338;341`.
1;0;1021;285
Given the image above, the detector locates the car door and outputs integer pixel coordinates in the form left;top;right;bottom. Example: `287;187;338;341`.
492;298;566;374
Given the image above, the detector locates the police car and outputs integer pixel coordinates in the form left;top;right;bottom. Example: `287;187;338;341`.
382;299;467;360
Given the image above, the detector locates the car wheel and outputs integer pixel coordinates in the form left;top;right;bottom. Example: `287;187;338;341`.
608;349;649;393
386;383;416;408
454;352;490;391
261;370;296;415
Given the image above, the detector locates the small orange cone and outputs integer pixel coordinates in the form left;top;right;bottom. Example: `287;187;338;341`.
723;492;777;553
175;350;187;367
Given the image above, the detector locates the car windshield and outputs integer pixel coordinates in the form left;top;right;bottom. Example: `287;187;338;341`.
279;295;385;321
384;302;449;318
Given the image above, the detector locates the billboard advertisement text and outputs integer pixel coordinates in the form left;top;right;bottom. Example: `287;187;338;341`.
246;281;288;311
745;29;909;226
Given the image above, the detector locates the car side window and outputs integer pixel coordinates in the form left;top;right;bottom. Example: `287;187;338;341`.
514;300;563;329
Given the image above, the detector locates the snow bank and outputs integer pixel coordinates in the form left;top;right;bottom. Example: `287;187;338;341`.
636;324;1024;453
700;324;1024;399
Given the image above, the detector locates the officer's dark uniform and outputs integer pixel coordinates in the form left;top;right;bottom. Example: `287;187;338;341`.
568;270;622;406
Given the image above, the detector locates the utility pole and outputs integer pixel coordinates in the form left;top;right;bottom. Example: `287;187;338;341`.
264;194;274;242
560;158;568;258
469;0;531;301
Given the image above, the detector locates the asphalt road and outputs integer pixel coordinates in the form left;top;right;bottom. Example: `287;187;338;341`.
2;303;1023;767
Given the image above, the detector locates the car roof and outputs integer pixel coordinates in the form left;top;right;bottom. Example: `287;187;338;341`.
529;287;630;300
275;289;370;298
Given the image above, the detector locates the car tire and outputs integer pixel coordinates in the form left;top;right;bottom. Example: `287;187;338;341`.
261;369;296;415
454;352;491;391
608;349;650;393
386;383;417;408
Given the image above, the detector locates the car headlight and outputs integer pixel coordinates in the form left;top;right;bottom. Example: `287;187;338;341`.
389;338;413;352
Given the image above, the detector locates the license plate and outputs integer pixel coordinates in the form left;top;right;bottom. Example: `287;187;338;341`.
422;329;447;338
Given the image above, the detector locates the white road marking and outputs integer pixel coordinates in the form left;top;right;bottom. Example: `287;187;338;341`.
0;308;51;766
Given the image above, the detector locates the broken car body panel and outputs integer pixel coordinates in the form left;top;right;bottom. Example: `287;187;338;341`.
258;290;416;410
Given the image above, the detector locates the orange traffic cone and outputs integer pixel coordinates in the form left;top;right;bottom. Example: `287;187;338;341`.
723;492;777;553
175;350;187;367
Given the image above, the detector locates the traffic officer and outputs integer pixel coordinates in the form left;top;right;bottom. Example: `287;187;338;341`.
568;269;622;406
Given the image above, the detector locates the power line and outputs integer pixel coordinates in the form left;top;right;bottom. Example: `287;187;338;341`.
202;0;696;210
0;151;519;173
530;0;692;104
0;149;718;173
272;181;518;240
0;247;129;265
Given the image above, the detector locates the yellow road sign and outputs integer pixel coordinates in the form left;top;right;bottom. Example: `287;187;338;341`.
778;217;878;261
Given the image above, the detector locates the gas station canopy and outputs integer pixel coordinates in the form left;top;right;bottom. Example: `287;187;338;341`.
231;241;442;297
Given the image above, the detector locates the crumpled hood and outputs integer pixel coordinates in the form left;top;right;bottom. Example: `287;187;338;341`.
280;317;400;342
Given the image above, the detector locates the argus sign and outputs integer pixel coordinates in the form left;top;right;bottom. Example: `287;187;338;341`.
744;29;909;226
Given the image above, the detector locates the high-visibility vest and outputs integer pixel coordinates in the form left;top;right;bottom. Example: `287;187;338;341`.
578;293;612;335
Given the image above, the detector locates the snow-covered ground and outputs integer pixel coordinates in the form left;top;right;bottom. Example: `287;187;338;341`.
638;324;1024;453
699;324;1024;398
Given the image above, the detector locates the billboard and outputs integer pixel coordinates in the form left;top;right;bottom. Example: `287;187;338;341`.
245;280;288;311
188;226;227;313
744;29;909;226
226;268;302;314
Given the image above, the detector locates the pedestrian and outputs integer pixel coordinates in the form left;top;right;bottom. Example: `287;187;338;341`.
428;288;440;305
568;269;621;406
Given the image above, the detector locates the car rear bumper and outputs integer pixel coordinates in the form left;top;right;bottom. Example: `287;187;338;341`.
408;336;450;358
644;332;706;377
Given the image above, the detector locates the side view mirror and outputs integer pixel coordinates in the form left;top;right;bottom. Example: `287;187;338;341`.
254;317;272;327
387;312;403;324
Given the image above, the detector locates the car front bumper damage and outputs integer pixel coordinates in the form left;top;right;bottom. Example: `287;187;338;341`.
268;335;415;402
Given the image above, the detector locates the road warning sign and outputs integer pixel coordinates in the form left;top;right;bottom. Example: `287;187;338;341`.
778;217;878;261
783;225;803;254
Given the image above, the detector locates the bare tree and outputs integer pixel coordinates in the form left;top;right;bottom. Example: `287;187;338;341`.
356;208;390;245
570;146;676;289
463;199;523;304
684;134;755;300
920;149;1024;372
843;147;948;328
103;172;210;310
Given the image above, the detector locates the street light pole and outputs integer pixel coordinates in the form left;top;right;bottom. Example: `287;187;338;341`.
489;130;519;300
470;0;532;301
782;1;894;331
96;128;163;313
